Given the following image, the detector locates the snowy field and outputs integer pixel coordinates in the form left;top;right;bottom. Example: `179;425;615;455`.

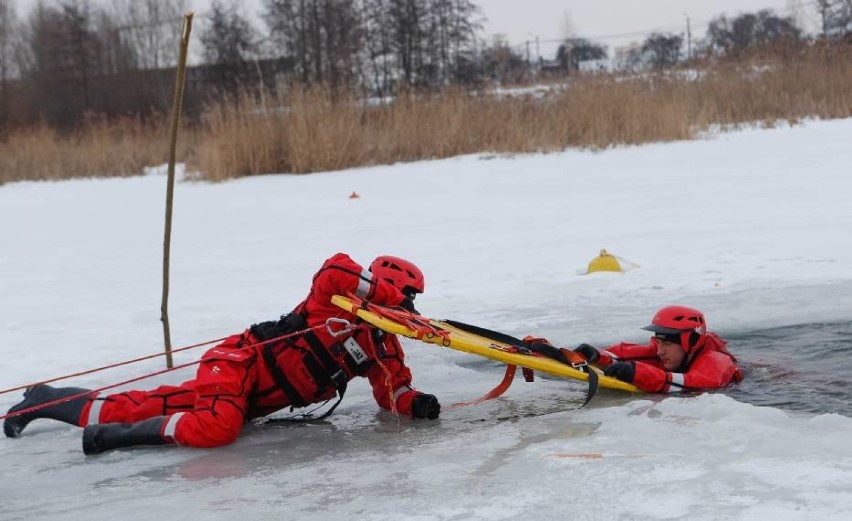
2;119;852;520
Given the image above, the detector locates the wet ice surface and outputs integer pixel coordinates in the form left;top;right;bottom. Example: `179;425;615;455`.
3;120;852;519
6;383;852;521
5;320;852;521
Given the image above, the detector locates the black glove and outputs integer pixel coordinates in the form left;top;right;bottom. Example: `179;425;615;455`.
574;343;600;364
411;393;441;420
400;297;419;315
604;361;636;383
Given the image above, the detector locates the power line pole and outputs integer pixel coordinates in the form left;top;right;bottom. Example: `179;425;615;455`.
684;13;692;60
536;35;540;64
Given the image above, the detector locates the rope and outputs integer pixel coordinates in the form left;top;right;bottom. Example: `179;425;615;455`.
0;336;228;397
0;359;201;421
345;293;451;344
0;322;358;420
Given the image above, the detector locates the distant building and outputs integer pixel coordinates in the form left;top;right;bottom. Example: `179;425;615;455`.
613;42;641;70
578;59;612;73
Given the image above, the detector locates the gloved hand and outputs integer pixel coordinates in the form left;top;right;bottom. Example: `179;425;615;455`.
400;297;419;315
574;343;600;364
604;361;636;383
411;393;441;420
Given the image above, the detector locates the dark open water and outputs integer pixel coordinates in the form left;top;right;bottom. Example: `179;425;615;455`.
724;321;852;416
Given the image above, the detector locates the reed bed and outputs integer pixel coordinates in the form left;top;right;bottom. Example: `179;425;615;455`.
2;46;850;184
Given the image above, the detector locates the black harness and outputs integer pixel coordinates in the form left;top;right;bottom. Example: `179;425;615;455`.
251;312;350;420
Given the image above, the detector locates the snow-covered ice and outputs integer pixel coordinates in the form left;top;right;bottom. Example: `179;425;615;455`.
2;119;852;520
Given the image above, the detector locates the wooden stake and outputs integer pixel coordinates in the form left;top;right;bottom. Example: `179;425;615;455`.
161;12;193;369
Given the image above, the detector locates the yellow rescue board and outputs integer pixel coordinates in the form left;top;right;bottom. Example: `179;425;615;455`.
331;295;641;393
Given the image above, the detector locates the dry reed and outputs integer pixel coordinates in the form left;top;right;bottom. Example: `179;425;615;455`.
0;117;198;184
2;45;850;184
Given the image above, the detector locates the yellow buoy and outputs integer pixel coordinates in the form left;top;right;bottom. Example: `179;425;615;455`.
587;249;622;274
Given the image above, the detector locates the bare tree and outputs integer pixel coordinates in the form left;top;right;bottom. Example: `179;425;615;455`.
102;0;187;115
480;34;526;84
707;10;801;54
0;0;15;78
16;1;101;128
200;0;258;94
360;0;394;95
1;0;16;129
89;9;141;117
435;0;481;84
557;38;607;72
838;0;852;37
383;0;480;88
324;0;362;91
63;1;97;112
266;0;361;90
387;0;421;86
109;0;186;70
753;9;802;45
731;13;760;50
265;0;302;80
201;1;256;65
264;0;482;92
641;32;683;69
786;0;807;31
818;0;852;39
10;0;150;127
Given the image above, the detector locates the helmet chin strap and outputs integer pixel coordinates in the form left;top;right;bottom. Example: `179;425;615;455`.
681;330;703;351
679;332;706;372
680;332;691;352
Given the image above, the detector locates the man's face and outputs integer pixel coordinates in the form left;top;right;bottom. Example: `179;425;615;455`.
656;338;686;371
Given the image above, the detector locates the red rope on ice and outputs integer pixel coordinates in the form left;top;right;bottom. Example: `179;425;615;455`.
0;320;368;420
0;336;228;397
0;359;203;421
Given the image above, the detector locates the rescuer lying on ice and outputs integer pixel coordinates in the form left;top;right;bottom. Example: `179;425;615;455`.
572;305;743;393
4;253;441;455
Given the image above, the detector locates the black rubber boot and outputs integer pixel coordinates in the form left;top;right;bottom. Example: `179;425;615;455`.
82;417;168;455
4;384;92;438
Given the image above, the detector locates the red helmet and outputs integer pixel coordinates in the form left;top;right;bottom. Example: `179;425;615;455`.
642;305;707;352
370;255;425;297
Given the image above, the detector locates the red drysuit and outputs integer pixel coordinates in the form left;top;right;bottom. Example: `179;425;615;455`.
597;333;743;393
79;253;429;447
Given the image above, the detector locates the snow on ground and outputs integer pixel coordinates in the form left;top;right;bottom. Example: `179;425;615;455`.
2;118;852;520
